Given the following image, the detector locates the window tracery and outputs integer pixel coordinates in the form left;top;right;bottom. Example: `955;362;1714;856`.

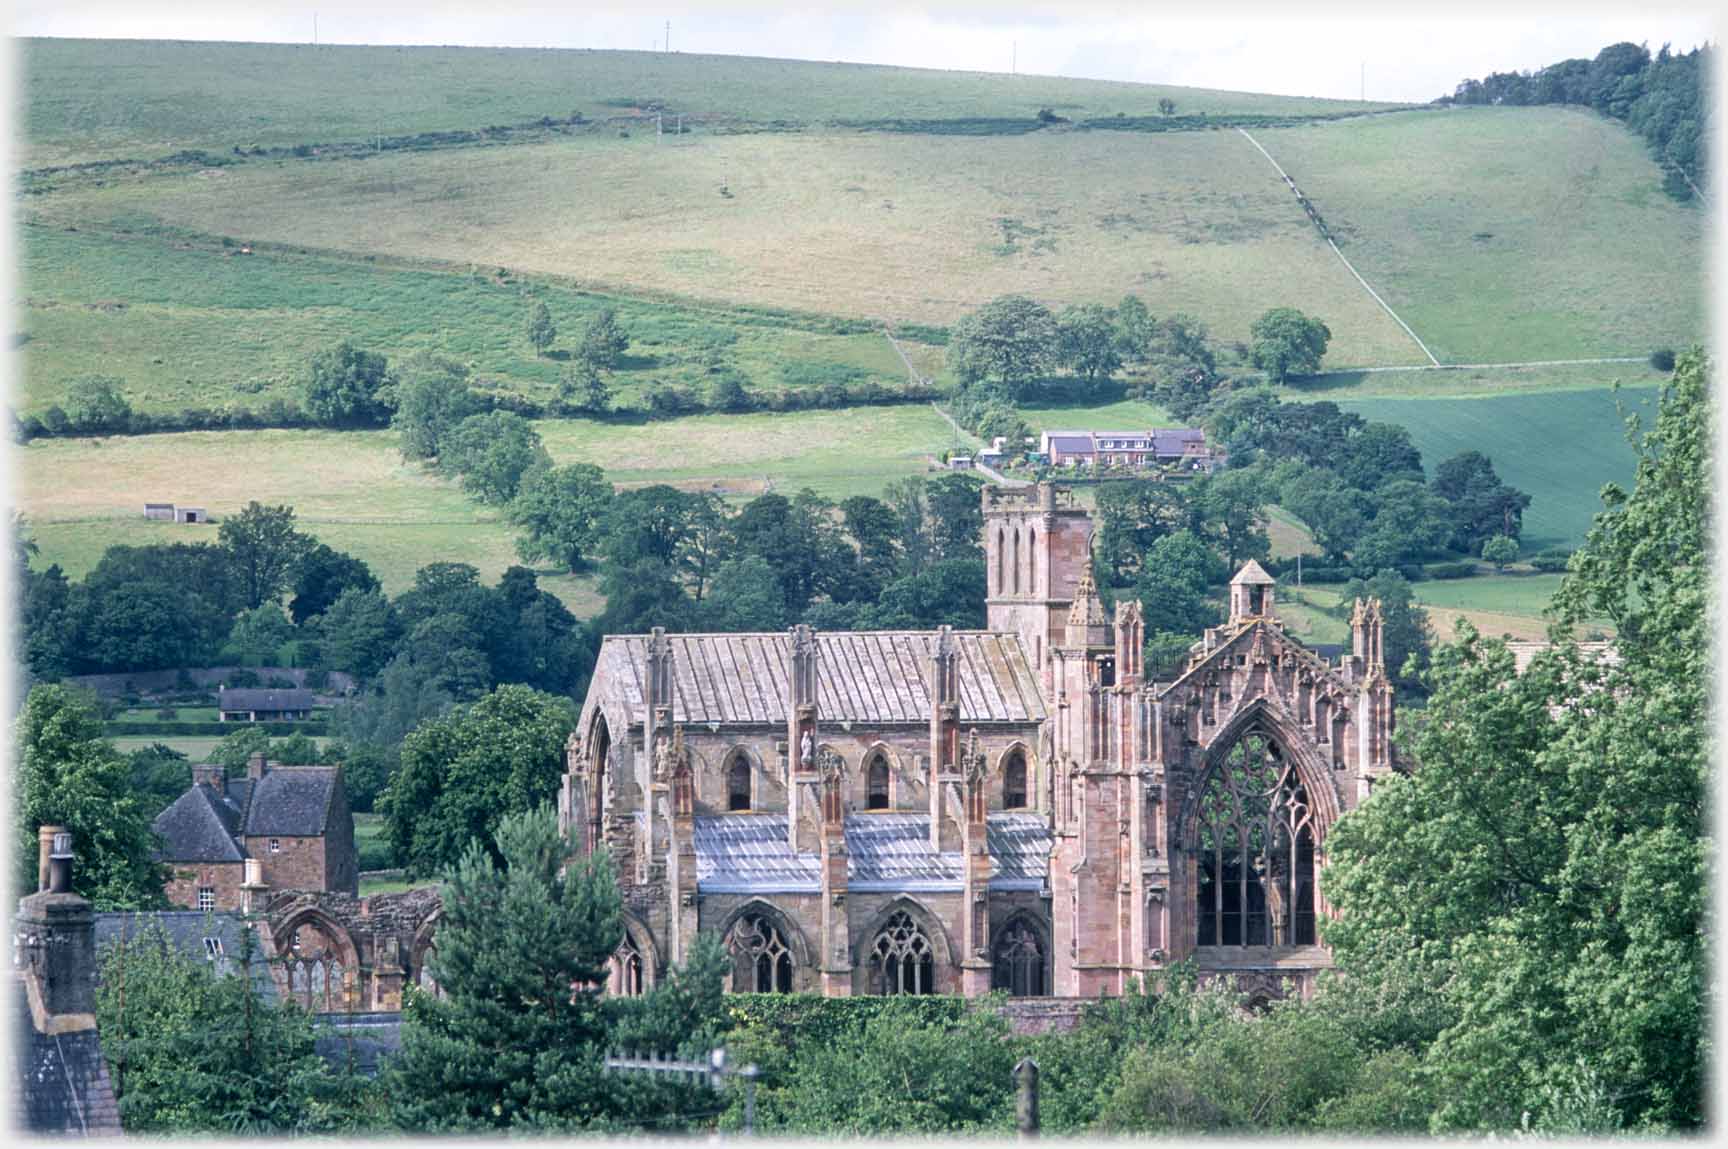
1194;730;1317;948
727;754;752;811
727;913;794;993
991;919;1045;996
1002;749;1028;809
869;910;936;995
612;934;646;996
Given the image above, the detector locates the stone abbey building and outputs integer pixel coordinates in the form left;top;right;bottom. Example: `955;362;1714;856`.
560;483;1396;1002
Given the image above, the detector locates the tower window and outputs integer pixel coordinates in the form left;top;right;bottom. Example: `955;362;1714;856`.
196;886;215;912
1003;751;1028;809
866;754;891;810
727;756;752;811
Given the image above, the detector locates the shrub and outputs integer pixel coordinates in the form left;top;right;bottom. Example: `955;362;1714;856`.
1530;551;1573;573
1424;560;1477;580
155;706;179;721
1293;565;1355;584
1650;348;1677;372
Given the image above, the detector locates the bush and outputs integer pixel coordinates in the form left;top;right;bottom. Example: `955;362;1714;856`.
1530;551;1573;573
155;706;179;721
1293;565;1355;584
1424;560;1478;580
1650;348;1677;372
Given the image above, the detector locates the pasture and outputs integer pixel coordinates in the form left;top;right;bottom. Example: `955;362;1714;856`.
16;404;960;611
25;128;1424;364
18;225;931;418
1336;385;1650;551
1259;107;1705;363
21;38;1405;168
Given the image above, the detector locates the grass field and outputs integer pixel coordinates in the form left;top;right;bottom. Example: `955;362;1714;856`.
1337;385;1650;551
17;405;959;608
21;38;1407;168
1258;107;1705;363
18;225;930;418
1284;358;1668;399
25;128;1425;364
1296;577;1598;644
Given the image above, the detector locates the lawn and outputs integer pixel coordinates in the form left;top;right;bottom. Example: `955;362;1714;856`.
353;813;395;873
21;38;1407;168
26;127;1421;365
17;225;926;418
1257;107;1705;363
1336;385;1650;551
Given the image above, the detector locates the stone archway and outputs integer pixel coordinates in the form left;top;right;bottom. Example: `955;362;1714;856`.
717;899;813;994
272;907;360;1013
989;911;1052;996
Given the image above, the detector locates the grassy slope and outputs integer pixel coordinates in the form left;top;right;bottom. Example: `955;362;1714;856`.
26;129;1418;363
18;226;922;416
18;405;957;608
21;38;1406;167
1259;107;1705;362
1336;385;1647;551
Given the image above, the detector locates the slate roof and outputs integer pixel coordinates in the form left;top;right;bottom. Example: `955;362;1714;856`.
244;768;338;837
152;767;337;862
1231;560;1276;585
314;1013;402;1077
95;911;279;1003
11;986;122;1137
592;631;1045;727
218;688;314;712
693;813;1051;893
1042;428;1206;457
152;781;251;862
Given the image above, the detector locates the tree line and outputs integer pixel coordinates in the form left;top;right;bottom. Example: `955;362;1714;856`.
1441;40;1711;200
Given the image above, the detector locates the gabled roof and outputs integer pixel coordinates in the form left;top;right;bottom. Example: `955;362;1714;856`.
153;782;249;863
218;688;315;711
692;813;1051;893
1230;560;1276;585
244;768;338;837
592;631;1045;727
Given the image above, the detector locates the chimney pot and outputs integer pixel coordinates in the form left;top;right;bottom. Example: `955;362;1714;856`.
248;751;268;780
37;825;65;893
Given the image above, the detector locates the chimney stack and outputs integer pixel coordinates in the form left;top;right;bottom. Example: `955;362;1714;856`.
193;762;226;793
248;751;268;781
18;827;98;1029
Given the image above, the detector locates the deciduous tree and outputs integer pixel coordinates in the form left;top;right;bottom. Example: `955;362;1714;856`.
510;463;615;573
219;502;312;609
1249;308;1331;382
304;342;394;427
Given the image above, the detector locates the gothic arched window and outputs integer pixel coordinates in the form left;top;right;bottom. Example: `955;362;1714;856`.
612;935;645;996
1012;529;1022;594
1194;731;1317;948
1027;527;1036;593
996;528;1005;594
727;913;794;993
869;911;936;995
991;919;1046;996
727;755;752;811
1002;750;1028;809
866;753;891;810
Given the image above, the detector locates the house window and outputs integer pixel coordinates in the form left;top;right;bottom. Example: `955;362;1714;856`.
203;936;224;960
866;754;891;810
269;838;282;853
868;911;936;995
727;756;752;811
196;887;215;912
1003;750;1028;809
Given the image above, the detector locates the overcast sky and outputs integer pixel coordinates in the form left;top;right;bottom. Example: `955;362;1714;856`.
13;2;1719;104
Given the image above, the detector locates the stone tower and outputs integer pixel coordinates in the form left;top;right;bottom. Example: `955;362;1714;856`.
983;483;1095;692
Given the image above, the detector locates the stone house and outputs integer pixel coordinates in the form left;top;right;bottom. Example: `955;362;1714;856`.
153;753;358;911
561;482;1396;1005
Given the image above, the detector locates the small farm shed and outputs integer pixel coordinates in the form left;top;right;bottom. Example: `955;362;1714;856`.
175;507;208;523
144;503;176;520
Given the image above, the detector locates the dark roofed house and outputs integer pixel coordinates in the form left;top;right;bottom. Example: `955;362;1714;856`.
1038;427;1219;471
153;753;357;913
217;685;315;723
95;911;279;1003
11;828;123;1138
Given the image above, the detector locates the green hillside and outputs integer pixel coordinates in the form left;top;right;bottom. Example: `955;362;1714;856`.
21;37;1406;168
1336;385;1651;551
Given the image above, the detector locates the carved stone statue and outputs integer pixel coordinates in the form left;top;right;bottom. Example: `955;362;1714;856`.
800;730;815;768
